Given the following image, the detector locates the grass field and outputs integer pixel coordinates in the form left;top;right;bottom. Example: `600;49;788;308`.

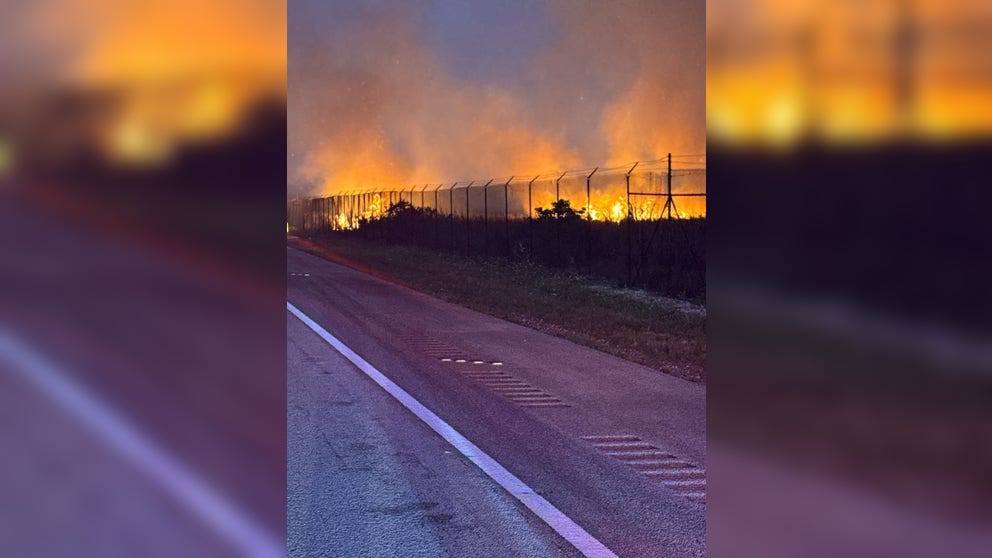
291;234;706;382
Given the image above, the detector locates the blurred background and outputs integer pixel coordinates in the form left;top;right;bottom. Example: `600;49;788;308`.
0;1;286;556
3;0;991;556
707;0;992;556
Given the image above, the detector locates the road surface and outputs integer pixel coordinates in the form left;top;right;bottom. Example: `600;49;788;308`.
0;193;286;556
287;245;707;557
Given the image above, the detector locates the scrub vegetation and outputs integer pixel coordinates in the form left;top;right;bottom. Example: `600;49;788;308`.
290;234;705;382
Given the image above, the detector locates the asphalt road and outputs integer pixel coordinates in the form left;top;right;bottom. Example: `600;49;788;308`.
288;315;580;557
287;245;707;557
0;193;286;556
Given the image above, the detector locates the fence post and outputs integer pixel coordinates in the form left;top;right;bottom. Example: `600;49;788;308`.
528;175;539;259
586;167;598;275
449;182;457;251
555;171;566;267
482;178;493;257
504;176;513;257
465;181;475;255
419;184;429;245
625;161;639;285
409;185;416;244
434;184;443;247
667;153;673;219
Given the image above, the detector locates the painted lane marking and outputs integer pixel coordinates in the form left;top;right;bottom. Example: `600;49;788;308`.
582;434;706;505
643;469;707;480
0;330;283;558
596;442;656;453
661;479;708;489
629;460;690;470
445;359;571;409
581;435;641;443
609;452;679;461
287;303;617;558
440;357;506;367
517;403;568;408
457;370;571;408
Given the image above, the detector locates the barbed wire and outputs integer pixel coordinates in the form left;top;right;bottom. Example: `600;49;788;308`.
323;154;706;197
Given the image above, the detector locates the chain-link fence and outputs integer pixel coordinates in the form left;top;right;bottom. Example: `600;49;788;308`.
289;154;705;299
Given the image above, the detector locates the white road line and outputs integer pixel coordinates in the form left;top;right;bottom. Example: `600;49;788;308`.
662;479;708;488
288;302;618;558
0;330;283;558
645;471;707;481
627;459;706;474
607;450;677;458
594;443;656;451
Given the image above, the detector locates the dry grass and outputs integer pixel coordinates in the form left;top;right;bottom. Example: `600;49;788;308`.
292;235;705;382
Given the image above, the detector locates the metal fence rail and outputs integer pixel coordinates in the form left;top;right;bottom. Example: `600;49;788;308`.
288;154;706;299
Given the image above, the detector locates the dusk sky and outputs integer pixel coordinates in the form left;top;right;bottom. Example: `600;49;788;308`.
289;0;704;196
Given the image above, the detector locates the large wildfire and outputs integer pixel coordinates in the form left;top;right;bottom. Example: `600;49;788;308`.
304;154;706;232
707;0;992;145
288;0;705;216
1;0;284;168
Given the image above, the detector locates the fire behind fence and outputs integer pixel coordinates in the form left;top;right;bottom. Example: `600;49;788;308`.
289;154;706;299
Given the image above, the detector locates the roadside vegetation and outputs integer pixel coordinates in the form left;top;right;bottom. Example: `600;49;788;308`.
290;234;705;382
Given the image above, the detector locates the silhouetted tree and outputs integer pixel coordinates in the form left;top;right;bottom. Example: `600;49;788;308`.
534;199;584;221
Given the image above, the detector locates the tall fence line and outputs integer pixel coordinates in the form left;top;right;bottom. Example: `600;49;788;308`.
289;153;706;299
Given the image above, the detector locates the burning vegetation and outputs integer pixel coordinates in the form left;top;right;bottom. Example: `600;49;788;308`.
2;0;284;170
289;1;704;202
707;0;992;146
296;154;706;233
